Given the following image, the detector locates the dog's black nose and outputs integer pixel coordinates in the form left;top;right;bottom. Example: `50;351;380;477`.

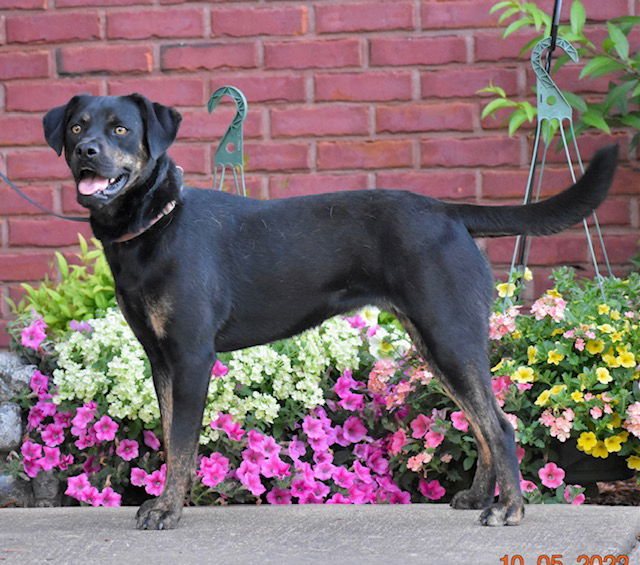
75;140;100;159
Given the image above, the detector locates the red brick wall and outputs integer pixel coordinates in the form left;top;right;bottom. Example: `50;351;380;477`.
1;0;639;345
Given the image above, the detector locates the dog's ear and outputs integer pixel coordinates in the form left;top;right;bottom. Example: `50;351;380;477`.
128;93;182;160
43;95;85;156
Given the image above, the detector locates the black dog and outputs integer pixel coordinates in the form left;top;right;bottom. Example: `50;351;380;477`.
43;94;617;529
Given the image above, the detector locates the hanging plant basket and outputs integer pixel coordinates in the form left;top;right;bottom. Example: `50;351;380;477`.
556;438;634;485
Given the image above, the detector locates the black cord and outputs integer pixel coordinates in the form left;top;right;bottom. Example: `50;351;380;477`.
0;170;90;223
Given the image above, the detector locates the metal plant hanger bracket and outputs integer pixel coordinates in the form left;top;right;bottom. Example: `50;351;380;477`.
207;86;248;197
509;36;611;300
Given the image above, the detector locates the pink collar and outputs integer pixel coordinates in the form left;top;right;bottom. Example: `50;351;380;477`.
114;200;177;243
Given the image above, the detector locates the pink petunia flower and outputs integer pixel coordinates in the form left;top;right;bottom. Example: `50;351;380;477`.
538;462;565;489
211;360;229;378
332;466;355;489
72;405;96;430
210;413;245;441
302;415;326;440
130;467;148;487
450;411;469;432
41;423;65;447
564;485;585;505
37;446;61;471
342;416;367;444
520;479;537;493
327;493;351;504
97;486;122;507
424;429;444;449
83;486;101;506
93;415;119;442
30;370;49;396
21;318;47;350
143;430;161;451
387;429;407;455
338;392;365;412
410;414;431;439
65;473;91;500
21;440;42;460
144;469;165;496
116;439;139;461
266;487;292;505
419;479;446;500
23;458;42;478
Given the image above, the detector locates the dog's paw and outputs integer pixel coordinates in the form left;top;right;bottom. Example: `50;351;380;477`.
450;488;493;510
479;502;524;527
136;499;182;530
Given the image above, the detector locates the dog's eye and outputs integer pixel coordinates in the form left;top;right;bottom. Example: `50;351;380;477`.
70;124;82;135
114;126;128;135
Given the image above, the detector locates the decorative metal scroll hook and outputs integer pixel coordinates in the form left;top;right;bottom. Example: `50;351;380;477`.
207;86;248;197
508;36;611;304
531;37;579;124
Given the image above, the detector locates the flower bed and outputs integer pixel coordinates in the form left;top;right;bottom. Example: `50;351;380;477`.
5;241;639;507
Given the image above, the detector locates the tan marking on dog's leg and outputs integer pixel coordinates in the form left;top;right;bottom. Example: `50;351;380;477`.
146;296;172;339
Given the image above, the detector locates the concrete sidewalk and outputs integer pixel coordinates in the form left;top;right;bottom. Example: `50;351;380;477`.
0;504;638;565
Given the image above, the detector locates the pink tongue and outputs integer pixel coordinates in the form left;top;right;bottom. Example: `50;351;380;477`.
78;173;110;195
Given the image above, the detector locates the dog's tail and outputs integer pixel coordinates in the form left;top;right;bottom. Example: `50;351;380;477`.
448;144;619;238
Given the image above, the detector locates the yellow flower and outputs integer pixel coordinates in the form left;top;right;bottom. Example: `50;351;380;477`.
512;330;522;339
551;328;564;336
610;331;623;343
547;288;562;298
577;432;597;452
590;441;609;458
496;282;516;298
527;345;538;365
598;304;610;315
571;391;584;403
596;367;612;385
610;310;620;321
604;436;623;453
512;366;535;383
491;359;504;373
523;268;533;281
627;455;640;471
547;349;564;365
549;384;566;395
586;340;604;354
598;323;614;334
606;413;622;430
618;350;636;368
535;390;551;406
602;351;621;368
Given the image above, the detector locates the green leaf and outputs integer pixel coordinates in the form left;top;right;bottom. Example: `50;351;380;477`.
55;252;69;279
489;1;516;16
607;22;630;60
498;7;521;25
481;97;517;119
521;100;535;122
619;113;640;129
580;56;626;79
508;108;531;136
603;80;637;113
503;17;530;38
581;110;611;133
570;1;586;36
477;84;507;97
561;90;588;113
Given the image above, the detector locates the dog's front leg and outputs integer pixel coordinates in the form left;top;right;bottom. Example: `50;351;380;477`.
136;351;214;530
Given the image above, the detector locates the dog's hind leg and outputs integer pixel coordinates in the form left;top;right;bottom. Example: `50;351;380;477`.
393;240;523;525
409;314;523;525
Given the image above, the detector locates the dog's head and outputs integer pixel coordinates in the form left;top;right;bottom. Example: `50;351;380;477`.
43;94;181;211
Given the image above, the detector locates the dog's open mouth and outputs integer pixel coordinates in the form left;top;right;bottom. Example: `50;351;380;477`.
78;171;129;197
